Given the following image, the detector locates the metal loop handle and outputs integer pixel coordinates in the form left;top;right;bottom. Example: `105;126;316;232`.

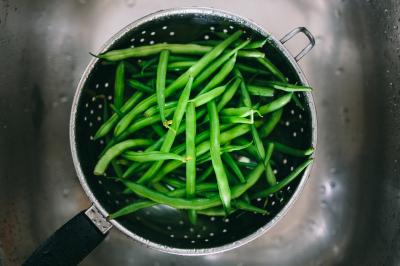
280;27;315;62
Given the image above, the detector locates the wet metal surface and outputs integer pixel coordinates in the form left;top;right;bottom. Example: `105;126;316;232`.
0;0;399;265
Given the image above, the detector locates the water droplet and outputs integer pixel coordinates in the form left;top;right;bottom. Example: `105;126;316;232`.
63;188;70;197
124;0;136;7
60;95;68;103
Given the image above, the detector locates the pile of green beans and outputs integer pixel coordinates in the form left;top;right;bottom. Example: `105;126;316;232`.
93;30;314;223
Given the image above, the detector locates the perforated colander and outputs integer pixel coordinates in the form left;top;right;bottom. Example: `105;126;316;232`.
24;7;316;265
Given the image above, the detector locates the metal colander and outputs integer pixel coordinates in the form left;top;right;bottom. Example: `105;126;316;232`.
70;7;316;255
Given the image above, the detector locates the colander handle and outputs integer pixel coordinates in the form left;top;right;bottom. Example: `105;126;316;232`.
23;206;111;266
280;27;316;61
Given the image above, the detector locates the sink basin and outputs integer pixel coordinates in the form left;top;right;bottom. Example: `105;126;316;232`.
1;0;399;265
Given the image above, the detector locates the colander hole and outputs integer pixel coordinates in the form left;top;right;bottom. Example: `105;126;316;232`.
196;234;201;238
91;97;96;102
162;26;167;30
204;35;210;40
107;95;112;100
229;25;234;29
169;31;175;36
184;235;188;239
189;228;194;232
99;140;104;145
293;132;297;137
290;166;294;171
191;240;195;244
257;198;262;202
149;40;155;45
150;31;155;36
85;103;89;108
210;217;215;221
285;121;290;126
137;59;142;63
179;220;184;225
299;114;303;119
98;104;103;109
271;201;276;206
167;226;172;230
283;158;288;164
130;38;135;42
222;229;227;233
104;82;109;88
210;26;215;31
130;45;135;48
125;198;130;203
170;234;174;238
269;194;274;198
224;218;230;223
106;190;111;195
297;93;302;98
145;211;150;215
89;122;93;127
290;109;295;115
115;200;120;205
202;226;207;231
84;116;87;121
140;38;145;43
273;169;278;174
300;127;304;132
209;232;214;236
223;29;228;33
97;116;101;121
141;30;146;34
136;216;141;221
98;180;103;185
205;239;209;242
279;198;284;203
287;186;291;191
95;84;99;89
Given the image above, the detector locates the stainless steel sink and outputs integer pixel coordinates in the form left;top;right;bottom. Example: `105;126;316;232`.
1;0;399;265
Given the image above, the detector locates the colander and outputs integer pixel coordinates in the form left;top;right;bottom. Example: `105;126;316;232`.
24;7;316;265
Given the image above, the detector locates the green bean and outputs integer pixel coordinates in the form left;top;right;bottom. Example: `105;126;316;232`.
292;93;305;110
117;108;174;140
196;142;254;165
191;85;226;107
151;123;165;137
197;165;214;183
272;142;314;157
236;160;258;168
259;109;283;138
234;68;252;107
266;163;276;186
222;153;246;183
163;177;186;188
259;93;293;115
237;50;265;58
94;91;143;139
217;78;241;110
252;159;313;198
234;200;268;214
192;39;250;89
125;61;139;74
169;55;200;62
208;100;231;210
128;79;154;93
185;101;197;223
244;39;267;49
144;101;178;117
113;30;243;136
131;71;156;79
137;77;194;184
168;183;218;197
236;63;270;75
198;54;237;94
197;207;229;216
109;104;123;117
156;50;170;125
94;139;153;175
168;61;196;70
221;107;261;117
140;57;158;74
247;85;274;97
109;200;157;219
221;116;254;124
256;57;286;82
123;151;187;162
114;61;125;109
231;163;264;197
262;81;312;92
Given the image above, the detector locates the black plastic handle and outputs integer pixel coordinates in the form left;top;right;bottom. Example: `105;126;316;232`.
23;210;107;266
